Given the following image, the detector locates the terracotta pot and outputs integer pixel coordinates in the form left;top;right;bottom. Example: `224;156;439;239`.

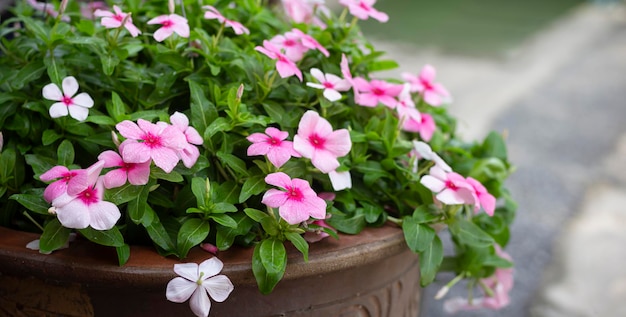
0;225;421;317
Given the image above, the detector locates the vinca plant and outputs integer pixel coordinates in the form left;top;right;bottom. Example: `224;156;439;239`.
0;0;516;316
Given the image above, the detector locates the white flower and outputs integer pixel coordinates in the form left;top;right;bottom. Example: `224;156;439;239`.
329;170;352;191
412;140;452;173
42;76;94;121
306;68;351;102
166;257;234;317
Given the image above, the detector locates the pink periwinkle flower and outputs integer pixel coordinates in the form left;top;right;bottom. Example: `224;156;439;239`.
293;110;352;174
170;112;204;168
402;64;450;106
27;0;70;22
466;177;496;216
246;127;301;168
255;40;303;81
50;161;121;230
97;143;151;189
40;165;89;203
396;83;423;131
420;166;475;205
353;77;403;108
81;1;108;19
290;29;330;57
94;5;141;37
42;76;94;122
281;0;328;28
270;33;308;62
444;246;514;313
166;257;234;317
404;112;436;142
340;54;361;104
306;68;351;102
203;5;249;35
339;0;388;23
116;119;187;173
262;172;327;224
147;14;190;42
303;219;333;243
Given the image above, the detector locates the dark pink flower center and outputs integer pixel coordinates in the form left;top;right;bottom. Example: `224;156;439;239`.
286;186;303;201
142;133;162;148
371;87;385;96
78;186;99;205
62;96;73;106
323;82;334;89
445;180;457;190
420;78;433;91
162;20;173;28
121;162;135;172
308;133;326;149
62;171;77;183
114;14;124;22
284;39;297;47
268;137;281;146
359;1;371;11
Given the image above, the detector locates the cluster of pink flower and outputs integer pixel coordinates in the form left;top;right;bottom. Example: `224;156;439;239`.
39;112;203;231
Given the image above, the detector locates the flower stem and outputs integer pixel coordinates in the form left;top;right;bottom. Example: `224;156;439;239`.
22;211;45;232
387;215;403;226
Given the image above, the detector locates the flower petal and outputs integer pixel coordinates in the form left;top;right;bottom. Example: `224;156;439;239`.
55;199;91;229
203;275;234;302
174;262;200;281
103;169;128;189
42;83;63;101
72;92;94;108
198;257;224;280
189;285;212;317
68;105;89;121
88;201;121;230
261;189;289;208
166;277;198;303
329;170;352;191
264;172;292;190
40;166;70;181
49;102;69;118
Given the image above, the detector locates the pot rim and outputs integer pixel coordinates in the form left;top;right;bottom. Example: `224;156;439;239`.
0;225;409;288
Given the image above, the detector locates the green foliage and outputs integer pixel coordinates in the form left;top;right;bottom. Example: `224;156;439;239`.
0;0;516;297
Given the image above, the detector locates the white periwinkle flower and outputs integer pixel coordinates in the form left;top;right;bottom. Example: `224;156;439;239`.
42;76;94;121
166;257;234;317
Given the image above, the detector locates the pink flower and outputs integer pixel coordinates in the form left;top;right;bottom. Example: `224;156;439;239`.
116;119;187;173
50;161;121;230
339;0;388;23
303;219;333;243
289;29;330;57
402;64;450;106
396;83;423;131
42;76;94;122
40;165;89;203
306;68;351;102
281;0;328;28
94;5;141;37
293;110;352;173
255;40;303;81
203;5;249;35
270;33;308;62
166;257;234;317
353;77;403;108
262;172;327;224
147;14;190;42
466;177;496;216
170;112;203;168
416;113;436;142
26;0;70;22
420;166;475;205
246;127;301;168
97;144;151;189
81;1;108;19
444;246;514;313
341;54;361;104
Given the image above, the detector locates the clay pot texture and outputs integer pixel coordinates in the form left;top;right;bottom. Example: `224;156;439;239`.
0;225;421;317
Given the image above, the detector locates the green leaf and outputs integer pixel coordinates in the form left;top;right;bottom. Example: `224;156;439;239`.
105;183;143;205
212;202;237;213
177;218;210;258
419;235;443;286
85;115;117;126
244;208;270;222
368;59;399;72
10;193;50;215
12;60;46;90
78;226;125;247
101;54;120;76
204;117;230;139
252;242;285;295
39;219;71;254
209;214;237;228
116;244;131;266
448;219;495;248
191;177;210;209
25;154;56;177
239;175;266;203
483;253;514;268
482;131;508;161
216;152;249;177
412;205;440;223
259;238;287;274
21;17;49;43
42;129;62;146
189;80;218;133
326;211;365;234
107;92;127;122
127;181;153;224
145;217;176;252
0;149;16;183
150;168;183;182
57;140;74;166
44;55;65;85
285;232;309;262
403;218;436;253
215;214;255;250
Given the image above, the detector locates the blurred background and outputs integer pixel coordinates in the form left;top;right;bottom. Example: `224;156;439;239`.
352;0;626;316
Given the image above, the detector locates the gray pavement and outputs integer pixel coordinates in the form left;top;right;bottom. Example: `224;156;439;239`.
372;3;626;317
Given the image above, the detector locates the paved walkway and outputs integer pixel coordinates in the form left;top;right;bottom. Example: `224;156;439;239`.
372;3;626;316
